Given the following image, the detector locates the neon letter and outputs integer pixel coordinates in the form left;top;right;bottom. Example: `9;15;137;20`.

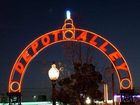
89;35;98;46
76;32;87;41
116;62;128;71
41;34;50;46
52;31;60;42
109;51;122;62
99;42;108;52
22;50;32;63
15;62;24;74
31;41;39;54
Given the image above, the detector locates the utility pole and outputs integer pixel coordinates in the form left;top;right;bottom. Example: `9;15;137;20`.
112;69;115;105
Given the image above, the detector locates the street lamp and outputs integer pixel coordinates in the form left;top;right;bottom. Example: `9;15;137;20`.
85;97;91;105
48;64;60;105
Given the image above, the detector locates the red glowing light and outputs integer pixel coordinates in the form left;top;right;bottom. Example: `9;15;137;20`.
8;18;133;93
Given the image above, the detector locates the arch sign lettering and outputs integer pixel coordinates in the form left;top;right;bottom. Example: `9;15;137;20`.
8;14;133;93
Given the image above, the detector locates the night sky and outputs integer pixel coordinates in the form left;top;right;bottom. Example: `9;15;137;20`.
0;0;140;101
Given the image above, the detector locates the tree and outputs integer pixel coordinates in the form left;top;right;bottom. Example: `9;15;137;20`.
57;63;103;105
56;42;103;104
0;93;7;105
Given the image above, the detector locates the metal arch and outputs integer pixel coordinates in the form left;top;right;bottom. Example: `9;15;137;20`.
8;28;133;93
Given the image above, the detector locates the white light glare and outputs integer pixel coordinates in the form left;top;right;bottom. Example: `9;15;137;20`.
66;10;71;19
85;97;91;104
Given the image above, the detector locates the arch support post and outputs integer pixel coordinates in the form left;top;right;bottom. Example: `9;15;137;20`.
7;92;21;105
120;89;135;105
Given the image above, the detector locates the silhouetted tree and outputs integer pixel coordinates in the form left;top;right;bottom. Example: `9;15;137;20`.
0;93;7;105
57;63;103;105
56;42;103;104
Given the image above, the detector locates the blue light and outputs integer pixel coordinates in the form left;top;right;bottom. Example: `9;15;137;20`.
66;10;71;19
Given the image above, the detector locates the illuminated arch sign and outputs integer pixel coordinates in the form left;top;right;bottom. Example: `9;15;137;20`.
8;18;133;93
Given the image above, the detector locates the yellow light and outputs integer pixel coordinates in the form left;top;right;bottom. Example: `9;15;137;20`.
48;64;59;81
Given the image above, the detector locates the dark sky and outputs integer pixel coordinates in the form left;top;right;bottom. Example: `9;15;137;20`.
0;0;140;100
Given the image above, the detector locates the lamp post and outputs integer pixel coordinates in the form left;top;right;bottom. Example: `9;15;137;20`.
48;64;60;105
